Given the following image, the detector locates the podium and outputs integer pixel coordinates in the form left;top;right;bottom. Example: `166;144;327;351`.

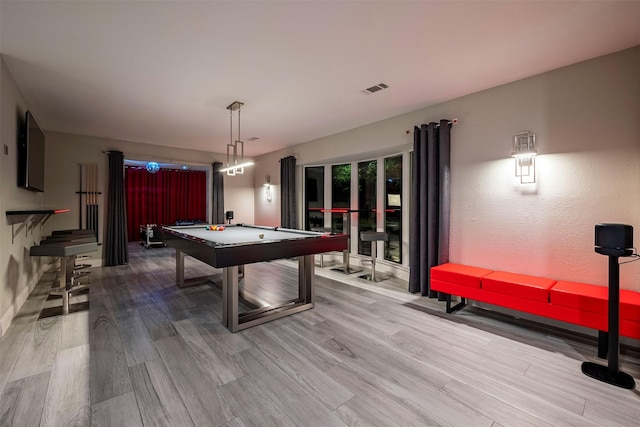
581;224;635;389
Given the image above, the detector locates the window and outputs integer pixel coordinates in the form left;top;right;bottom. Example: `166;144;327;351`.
384;155;402;263
304;152;406;267
357;160;376;255
331;164;351;233
304;166;324;231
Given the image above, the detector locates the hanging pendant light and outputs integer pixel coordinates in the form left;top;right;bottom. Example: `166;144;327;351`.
220;101;254;176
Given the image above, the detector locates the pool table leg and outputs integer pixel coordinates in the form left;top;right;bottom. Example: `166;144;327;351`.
299;254;315;304
175;249;214;288
222;265;239;331
223;255;316;332
176;250;185;287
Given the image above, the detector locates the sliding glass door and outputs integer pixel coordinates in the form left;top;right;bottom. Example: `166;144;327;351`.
303;152;406;266
331;164;351;233
304;166;324;231
357;160;376;256
384;155;402;263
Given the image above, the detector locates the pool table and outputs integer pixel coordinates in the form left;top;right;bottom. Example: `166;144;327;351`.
158;224;348;332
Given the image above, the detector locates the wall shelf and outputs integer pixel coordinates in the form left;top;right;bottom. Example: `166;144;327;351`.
6;209;69;243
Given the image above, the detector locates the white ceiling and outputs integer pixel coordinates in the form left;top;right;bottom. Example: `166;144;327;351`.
1;1;639;158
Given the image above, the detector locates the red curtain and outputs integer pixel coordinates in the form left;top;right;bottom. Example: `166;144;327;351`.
125;167;207;242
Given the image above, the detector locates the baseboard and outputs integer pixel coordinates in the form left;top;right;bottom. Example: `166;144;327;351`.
0;274;39;337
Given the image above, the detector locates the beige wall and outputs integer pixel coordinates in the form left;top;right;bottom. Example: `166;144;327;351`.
254;46;640;291
0;57;45;335
253;155;287;227
43;131;256;254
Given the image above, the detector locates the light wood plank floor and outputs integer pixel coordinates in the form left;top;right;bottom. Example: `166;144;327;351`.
1;244;640;426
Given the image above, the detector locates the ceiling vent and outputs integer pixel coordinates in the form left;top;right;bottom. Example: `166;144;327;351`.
247;137;259;141
361;82;389;95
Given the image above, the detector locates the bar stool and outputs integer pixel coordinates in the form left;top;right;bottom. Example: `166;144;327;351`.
30;241;98;317
41;234;97;281
311;227;333;267
322;209;362;274
51;229;96;236
359;231;388;282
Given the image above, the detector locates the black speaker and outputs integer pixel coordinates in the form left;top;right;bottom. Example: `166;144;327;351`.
595;223;633;257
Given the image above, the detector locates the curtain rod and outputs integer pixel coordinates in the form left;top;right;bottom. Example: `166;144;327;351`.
278;155;297;162
405;118;458;134
102;151;213;167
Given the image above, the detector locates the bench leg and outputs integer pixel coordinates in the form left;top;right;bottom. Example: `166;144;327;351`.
597;330;608;359
445;294;467;314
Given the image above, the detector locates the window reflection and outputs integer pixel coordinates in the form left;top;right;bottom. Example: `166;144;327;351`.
304;166;324;231
304;154;404;266
357;160;376;256
331;164;351;233
384;156;402;263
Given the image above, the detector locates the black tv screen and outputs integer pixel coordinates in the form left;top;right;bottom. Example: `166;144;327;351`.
18;110;45;192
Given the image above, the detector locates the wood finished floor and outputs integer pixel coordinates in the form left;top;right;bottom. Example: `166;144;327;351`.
1;244;640;426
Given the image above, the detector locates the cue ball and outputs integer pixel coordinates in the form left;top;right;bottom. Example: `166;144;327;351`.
258;233;265;239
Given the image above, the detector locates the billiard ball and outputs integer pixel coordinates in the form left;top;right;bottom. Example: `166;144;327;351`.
258;233;265;239
218;226;225;231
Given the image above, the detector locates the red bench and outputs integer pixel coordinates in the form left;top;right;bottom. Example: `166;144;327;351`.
430;263;640;357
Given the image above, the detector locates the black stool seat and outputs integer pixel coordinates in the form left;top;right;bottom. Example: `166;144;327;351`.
30;242;98;317
30;242;98;257
311;227;334;267
42;235;97;244
51;229;95;236
359;231;388;282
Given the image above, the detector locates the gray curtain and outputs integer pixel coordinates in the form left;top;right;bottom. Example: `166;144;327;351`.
212;161;224;224
104;150;128;266
280;156;297;229
409;120;451;296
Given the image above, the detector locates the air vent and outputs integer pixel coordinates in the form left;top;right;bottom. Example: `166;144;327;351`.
247;137;259;141
361;82;389;95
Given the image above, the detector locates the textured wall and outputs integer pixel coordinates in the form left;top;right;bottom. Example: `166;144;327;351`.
448;47;639;290
254;46;640;290
0;57;44;335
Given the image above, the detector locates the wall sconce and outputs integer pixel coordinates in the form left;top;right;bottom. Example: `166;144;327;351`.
511;131;537;184
264;174;272;202
219;101;254;176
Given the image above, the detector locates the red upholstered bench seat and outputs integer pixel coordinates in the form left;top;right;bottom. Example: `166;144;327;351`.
551;281;640;321
621;291;640;321
482;271;556;303
550;280;640;339
432;265;560;322
551;281;609;316
430;263;492;288
430;263;640;341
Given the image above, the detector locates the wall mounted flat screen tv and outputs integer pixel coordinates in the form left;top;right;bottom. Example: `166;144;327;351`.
18;110;45;192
